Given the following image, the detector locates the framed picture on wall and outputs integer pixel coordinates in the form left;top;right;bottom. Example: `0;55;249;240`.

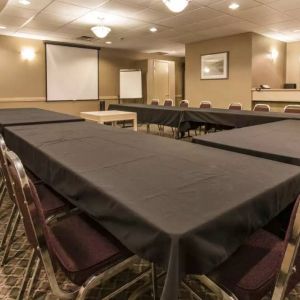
201;52;229;80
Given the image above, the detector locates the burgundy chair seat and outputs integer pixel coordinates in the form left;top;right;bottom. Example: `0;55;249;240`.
209;229;284;300
48;215;131;285
35;184;69;217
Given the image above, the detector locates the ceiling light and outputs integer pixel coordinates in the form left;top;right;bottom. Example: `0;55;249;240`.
229;3;240;10
21;47;35;61
91;25;111;38
150;27;158;32
105;41;112;44
19;0;31;5
293;29;300;33
0;26;6;29
162;0;190;13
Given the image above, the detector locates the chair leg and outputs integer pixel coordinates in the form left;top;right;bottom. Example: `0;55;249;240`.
0;185;7;209
26;257;41;299
17;249;37;300
0;204;18;249
1;212;20;266
151;263;158;300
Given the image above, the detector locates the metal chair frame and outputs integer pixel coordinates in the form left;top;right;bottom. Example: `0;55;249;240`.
6;150;157;300
284;105;300;113
183;195;300;300
253;104;271;112
0;135;20;265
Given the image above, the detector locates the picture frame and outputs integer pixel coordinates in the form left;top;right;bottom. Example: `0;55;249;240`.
201;52;229;80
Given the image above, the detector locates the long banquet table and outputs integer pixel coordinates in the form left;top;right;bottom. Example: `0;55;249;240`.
0;108;83;133
193;120;300;166
109;103;300;132
4;121;300;300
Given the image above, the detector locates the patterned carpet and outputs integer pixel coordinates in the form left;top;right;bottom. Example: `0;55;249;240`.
0;124;299;299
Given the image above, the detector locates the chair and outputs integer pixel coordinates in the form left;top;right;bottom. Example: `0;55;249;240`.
180;100;189;108
151;99;160;105
284;105;300;114
6;150;156;300
163;99;174;106
229;103;243;110
253;104;271;112
199;101;212;109
184;195;300;300
0;135;68;267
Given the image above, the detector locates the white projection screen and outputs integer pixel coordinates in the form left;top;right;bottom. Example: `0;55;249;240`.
46;43;99;101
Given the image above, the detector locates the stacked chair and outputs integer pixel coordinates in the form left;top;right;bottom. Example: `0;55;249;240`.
0;136;157;300
184;195;300;300
253;104;271;112
284;105;300;113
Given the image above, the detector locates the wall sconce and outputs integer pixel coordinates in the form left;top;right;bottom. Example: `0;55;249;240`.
21;47;35;61
270;48;279;62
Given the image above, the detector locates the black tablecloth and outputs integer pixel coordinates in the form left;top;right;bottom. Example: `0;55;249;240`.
193;120;300;166
0;108;83;133
5;122;300;300
109;104;300;131
109;104;185;128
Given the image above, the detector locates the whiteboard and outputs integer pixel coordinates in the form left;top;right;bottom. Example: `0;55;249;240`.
120;69;142;99
46;44;99;101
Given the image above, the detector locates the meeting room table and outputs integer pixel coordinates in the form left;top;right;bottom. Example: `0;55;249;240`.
4;121;300;300
109;103;300;133
0;108;83;134
193;119;300;166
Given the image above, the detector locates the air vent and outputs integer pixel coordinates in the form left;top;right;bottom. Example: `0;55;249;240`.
77;36;95;41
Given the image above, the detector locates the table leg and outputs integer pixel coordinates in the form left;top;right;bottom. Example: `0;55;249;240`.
133;118;138;132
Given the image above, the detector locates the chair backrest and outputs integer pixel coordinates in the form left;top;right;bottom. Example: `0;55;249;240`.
284;105;300;114
163;99;173;107
199;101;212;109
5;150;68;297
151;99;159;105
228;103;242;111
253;104;271;112
272;196;300;300
180;100;189;108
0;135;16;202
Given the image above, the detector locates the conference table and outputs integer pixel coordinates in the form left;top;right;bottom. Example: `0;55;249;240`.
193;120;300;166
109;103;300;133
0;108;83;134
4;121;300;300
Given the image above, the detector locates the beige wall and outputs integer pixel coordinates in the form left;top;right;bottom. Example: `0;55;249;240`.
0;35;184;115
286;42;300;87
185;33;253;109
252;33;286;89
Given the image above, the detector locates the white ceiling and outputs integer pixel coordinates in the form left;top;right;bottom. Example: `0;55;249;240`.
1;0;300;56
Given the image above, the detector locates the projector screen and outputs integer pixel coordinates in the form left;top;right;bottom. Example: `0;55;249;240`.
46;43;99;101
120;69;142;99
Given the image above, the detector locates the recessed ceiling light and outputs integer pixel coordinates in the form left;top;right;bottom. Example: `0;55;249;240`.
0;25;6;29
229;3;240;10
105;41;112;44
294;29;300;33
19;0;31;5
150;27;158;33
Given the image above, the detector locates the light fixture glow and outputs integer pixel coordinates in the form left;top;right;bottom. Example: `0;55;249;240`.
162;0;190;13
229;3;240;10
19;0;31;5
270;48;279;62
105;41;112;44
150;27;158;32
21;47;35;61
0;25;6;29
91;25;111;38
